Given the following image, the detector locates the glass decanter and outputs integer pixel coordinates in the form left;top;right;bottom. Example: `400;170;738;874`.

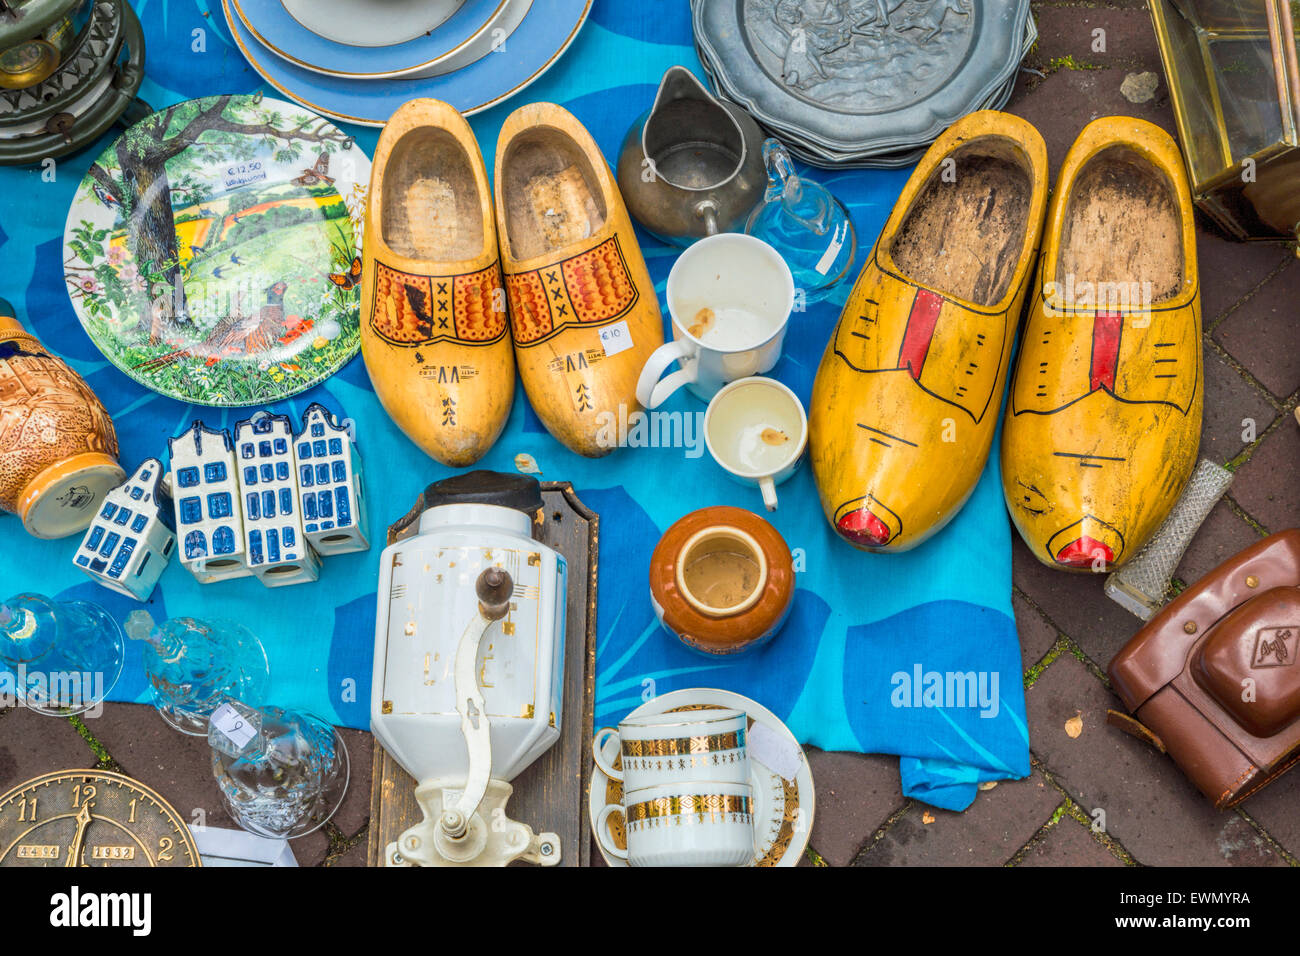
125;610;270;736
208;699;349;839
744;139;857;304
0;593;123;716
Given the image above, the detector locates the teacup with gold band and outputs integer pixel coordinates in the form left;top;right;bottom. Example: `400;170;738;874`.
596;780;755;866
591;708;748;790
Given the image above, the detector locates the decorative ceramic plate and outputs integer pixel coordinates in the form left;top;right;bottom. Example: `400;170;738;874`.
233;0;530;80
63;94;370;406
693;0;1032;157
588;688;815;867
223;0;591;124
279;0;466;48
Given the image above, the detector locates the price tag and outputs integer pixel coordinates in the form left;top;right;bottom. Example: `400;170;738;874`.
748;722;802;782
598;320;633;357
210;703;257;749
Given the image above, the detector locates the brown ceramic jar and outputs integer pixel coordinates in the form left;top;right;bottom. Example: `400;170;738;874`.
0;305;124;539
649;506;795;655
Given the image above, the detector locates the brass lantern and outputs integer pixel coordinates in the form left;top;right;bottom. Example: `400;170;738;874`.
1150;0;1300;246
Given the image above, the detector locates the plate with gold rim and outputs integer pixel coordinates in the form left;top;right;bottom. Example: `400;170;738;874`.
587;687;814;867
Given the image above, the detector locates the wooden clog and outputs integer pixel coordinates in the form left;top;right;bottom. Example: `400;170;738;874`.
809;111;1049;551
360;98;514;468
494;103;664;458
1001;116;1202;572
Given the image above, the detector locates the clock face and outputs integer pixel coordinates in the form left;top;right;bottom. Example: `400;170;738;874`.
0;770;201;867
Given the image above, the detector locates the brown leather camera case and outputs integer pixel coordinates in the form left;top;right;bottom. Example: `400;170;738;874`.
1108;529;1300;808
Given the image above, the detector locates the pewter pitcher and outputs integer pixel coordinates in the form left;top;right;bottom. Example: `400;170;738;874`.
617;65;766;244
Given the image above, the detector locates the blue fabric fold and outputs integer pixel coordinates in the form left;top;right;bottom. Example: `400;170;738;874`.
0;0;1029;810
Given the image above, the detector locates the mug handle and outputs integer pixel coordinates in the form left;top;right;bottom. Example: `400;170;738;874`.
759;476;778;512
636;339;696;409
591;727;623;781
595;803;630;861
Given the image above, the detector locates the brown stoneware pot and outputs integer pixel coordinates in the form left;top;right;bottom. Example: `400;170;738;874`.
649;506;794;655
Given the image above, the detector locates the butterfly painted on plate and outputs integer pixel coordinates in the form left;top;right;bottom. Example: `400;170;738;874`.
329;256;362;291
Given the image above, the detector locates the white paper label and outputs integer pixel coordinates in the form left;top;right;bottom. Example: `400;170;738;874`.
211;703;257;749
747;722;802;782
224;161;267;191
598;320;633;357
814;220;848;276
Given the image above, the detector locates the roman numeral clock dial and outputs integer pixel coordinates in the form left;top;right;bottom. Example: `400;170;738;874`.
0;771;200;867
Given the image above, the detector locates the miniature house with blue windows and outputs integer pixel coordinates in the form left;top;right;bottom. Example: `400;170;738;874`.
233;411;320;587
168;421;251;584
73;458;176;601
293;403;369;556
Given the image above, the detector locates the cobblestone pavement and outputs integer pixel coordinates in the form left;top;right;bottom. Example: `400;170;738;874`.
1;0;1295;867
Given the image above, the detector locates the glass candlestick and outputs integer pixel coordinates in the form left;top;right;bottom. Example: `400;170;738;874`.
125;610;270;736
0;593;123;716
208;699;349;839
745;138;857;304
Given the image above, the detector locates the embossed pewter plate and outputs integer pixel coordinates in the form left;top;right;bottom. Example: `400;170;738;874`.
588;687;814;867
693;0;1032;154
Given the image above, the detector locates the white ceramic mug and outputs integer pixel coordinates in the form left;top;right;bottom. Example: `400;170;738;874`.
596;780;755;866
591;708;749;790
704;377;808;511
636;233;794;408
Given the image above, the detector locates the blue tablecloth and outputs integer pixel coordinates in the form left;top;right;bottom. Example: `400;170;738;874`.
0;0;1029;810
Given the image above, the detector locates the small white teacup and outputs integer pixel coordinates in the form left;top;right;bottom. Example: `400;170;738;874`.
636;233;794;408
596;780;755;867
704;376;808;511
591;708;748;790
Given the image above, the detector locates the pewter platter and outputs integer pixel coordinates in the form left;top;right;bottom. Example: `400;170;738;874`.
693;0;1032;155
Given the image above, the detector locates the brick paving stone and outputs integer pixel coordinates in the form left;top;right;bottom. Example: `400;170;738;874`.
853;773;1060;866
87;702;235;830
1012;536;1142;667
1231;419;1300;534
1240;768;1300;861
1213;261;1300;399
1018;817;1126;867
1030;4;1162;75
1006;68;1176;179
333;729;372;838
0;707;96;792
1014;591;1060;671
325;836;369;867
1196;229;1292;328
1174;500;1264;589
1026;655;1283;866
1200;350;1278;466
291;827;330;867
804;749;903;867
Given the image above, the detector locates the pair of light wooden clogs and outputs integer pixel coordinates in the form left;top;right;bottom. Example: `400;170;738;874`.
360;99;663;465
811;111;1202;571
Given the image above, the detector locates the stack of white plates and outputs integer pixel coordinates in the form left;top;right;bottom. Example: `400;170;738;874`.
222;0;591;126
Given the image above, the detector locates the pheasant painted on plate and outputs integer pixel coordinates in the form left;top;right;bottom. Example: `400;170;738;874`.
62;94;371;406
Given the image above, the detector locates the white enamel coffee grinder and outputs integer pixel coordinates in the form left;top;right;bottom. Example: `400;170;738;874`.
370;472;567;867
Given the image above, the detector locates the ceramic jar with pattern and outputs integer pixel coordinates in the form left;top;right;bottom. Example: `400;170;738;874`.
0;304;123;538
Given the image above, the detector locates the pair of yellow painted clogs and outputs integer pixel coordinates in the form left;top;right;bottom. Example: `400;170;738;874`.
360;99;664;465
810;110;1202;571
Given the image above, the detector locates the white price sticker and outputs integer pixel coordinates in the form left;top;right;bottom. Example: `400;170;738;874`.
747;722;802;782
598;320;633;357
211;703;257;749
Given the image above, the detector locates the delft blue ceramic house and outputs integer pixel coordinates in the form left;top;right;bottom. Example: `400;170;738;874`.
233;411;320;587
293;403;369;556
168;421;251;583
73;458;176;601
